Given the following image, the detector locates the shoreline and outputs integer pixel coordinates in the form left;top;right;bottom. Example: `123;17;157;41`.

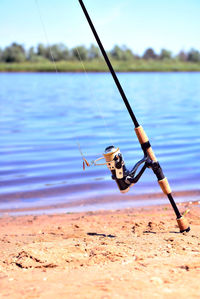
1;70;200;73
1;189;200;216
1;61;200;73
0;204;200;298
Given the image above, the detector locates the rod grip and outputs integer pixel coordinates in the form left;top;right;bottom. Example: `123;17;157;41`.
135;126;190;232
135;126;157;162
135;126;172;195
135;125;148;144
158;177;172;195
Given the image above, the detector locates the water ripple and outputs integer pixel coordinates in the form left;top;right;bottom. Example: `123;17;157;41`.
0;72;200;214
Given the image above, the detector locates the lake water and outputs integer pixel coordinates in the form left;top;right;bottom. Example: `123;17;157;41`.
0;72;200;215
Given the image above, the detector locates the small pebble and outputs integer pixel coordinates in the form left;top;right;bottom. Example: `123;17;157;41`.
163;288;172;293
150;277;163;284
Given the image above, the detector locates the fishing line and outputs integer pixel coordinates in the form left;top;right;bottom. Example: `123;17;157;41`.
34;0;85;156
34;0;58;73
74;46;114;146
34;0;113;163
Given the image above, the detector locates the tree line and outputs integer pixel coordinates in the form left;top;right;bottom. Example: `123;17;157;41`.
0;42;200;63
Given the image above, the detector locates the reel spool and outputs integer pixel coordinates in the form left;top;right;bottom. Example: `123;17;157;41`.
103;145;149;193
103;146;130;193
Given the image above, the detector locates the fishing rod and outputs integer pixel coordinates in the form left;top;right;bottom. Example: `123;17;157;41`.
78;0;190;233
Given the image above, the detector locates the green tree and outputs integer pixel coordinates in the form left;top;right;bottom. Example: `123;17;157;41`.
88;44;101;60
160;49;172;60
37;43;48;58
27;46;48;62
27;46;36;61
58;43;70;60
2;43;26;62
71;45;88;60
110;45;135;61
121;46;135;60
177;50;188;62
134;54;141;60
0;48;3;62
110;45;125;60
143;48;157;60
187;49;200;62
46;43;69;61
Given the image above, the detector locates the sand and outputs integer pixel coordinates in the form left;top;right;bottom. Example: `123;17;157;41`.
0;203;200;299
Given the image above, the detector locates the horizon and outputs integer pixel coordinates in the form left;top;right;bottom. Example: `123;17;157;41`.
0;41;198;58
0;0;199;56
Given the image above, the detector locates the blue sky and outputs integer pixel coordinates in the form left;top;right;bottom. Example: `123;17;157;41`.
0;0;199;55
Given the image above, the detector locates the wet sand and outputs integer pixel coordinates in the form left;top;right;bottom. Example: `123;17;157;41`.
0;203;200;298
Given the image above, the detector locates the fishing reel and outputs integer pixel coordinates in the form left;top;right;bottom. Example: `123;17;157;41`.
103;146;150;193
81;145;151;193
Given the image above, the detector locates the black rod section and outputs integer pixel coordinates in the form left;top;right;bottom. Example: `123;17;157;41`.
167;194;181;219
78;0;139;128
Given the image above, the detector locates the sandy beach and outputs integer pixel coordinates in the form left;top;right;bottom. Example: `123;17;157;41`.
0;203;200;299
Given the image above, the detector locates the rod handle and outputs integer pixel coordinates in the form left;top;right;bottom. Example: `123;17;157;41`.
158;177;172;195
135;126;171;194
135;126;191;233
135;126;157;162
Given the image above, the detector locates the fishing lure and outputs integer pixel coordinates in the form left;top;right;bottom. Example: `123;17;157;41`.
78;0;190;233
